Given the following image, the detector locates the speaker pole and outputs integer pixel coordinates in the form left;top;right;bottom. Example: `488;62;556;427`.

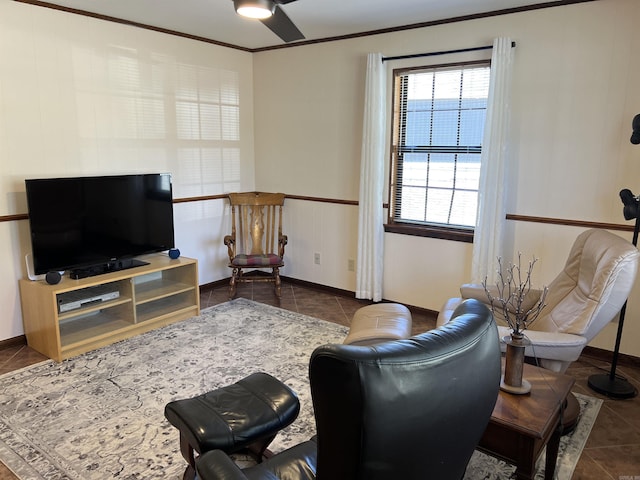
587;211;639;399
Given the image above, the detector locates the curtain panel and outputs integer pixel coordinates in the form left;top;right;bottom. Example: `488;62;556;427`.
356;53;386;301
472;37;515;284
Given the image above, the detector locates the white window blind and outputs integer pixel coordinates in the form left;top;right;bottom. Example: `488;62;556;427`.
390;62;490;229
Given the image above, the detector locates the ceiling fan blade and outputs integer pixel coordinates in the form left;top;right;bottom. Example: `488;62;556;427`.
275;0;299;4
261;5;305;42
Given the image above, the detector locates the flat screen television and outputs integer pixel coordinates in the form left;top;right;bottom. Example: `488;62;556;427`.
25;173;175;278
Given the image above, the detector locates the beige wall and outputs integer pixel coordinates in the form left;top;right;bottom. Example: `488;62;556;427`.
3;0;640;358
0;1;255;339
253;0;640;355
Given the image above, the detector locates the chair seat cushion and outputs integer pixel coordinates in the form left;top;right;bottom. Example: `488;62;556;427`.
232;254;283;267
196;438;317;480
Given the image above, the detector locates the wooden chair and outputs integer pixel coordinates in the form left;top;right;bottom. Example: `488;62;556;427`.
224;192;287;299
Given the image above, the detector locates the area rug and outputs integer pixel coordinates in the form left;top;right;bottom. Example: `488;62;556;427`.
0;298;601;479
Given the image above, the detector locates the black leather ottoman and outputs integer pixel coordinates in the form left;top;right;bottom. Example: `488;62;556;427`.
164;372;300;480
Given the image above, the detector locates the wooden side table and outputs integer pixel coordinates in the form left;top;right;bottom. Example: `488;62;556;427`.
478;362;575;480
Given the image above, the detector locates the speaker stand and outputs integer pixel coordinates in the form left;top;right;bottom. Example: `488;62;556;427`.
587;210;640;399
588;372;637;399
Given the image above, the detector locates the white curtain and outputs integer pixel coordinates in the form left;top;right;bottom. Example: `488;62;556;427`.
471;37;515;283
356;52;386;301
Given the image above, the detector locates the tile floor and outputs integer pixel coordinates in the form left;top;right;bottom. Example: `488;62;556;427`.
1;280;640;479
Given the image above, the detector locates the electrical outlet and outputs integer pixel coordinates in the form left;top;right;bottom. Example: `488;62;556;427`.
314;252;321;265
348;259;355;271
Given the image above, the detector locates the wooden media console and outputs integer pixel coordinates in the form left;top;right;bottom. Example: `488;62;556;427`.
19;254;200;361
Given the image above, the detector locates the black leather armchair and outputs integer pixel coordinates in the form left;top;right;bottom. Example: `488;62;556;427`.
196;299;501;480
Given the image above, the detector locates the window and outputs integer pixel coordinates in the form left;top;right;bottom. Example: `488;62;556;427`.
387;61;490;242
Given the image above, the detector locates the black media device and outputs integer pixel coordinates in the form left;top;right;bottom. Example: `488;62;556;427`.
25;173;175;279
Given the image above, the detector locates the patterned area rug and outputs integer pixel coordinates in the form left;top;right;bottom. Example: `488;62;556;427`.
0;298;601;479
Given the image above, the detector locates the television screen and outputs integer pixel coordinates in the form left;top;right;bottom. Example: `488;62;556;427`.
25;173;175;277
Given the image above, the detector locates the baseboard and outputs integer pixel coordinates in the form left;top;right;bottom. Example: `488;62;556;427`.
199;274;356;299
282;276;440;318
199;278;231;290
281;275;359;300
203;275;640;365
7;278;636;365
581;345;640;369
200;272;439;318
0;335;27;349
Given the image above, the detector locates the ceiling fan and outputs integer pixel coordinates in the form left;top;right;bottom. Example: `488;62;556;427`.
233;0;305;43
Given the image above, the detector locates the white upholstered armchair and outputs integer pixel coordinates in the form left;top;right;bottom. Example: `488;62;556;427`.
437;229;639;374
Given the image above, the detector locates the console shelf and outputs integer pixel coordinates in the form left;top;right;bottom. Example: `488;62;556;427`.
19;254;200;361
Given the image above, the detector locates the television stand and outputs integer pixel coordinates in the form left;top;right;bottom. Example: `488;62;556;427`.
19;254;200;361
70;258;150;279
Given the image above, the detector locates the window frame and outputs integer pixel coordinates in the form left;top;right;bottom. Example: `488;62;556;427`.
385;59;491;243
